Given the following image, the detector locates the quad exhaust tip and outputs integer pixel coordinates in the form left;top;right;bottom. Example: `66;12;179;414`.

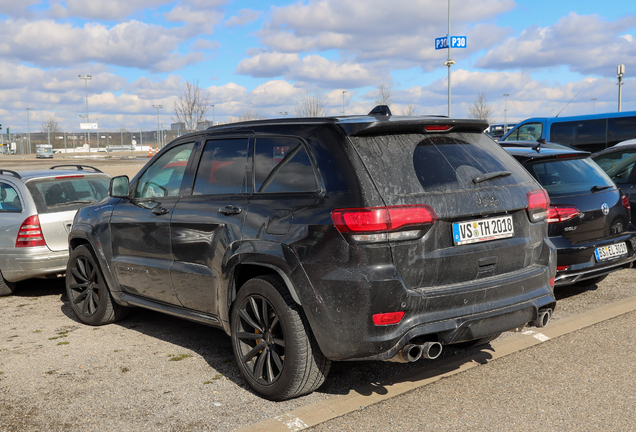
389;341;443;363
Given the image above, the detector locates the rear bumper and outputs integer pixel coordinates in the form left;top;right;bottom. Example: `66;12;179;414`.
306;262;556;361
551;233;636;286
0;248;68;283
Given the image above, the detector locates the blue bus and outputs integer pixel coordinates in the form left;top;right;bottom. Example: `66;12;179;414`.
500;111;636;153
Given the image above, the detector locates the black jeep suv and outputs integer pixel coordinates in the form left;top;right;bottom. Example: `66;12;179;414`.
66;109;556;400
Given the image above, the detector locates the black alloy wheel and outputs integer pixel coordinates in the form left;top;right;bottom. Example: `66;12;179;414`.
231;276;330;400
66;245;128;326
235;294;286;386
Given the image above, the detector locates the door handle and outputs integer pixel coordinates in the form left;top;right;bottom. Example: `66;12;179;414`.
218;205;242;215
151;206;170;215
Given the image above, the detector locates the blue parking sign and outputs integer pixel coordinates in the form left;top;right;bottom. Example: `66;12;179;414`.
435;36;448;50
450;36;467;48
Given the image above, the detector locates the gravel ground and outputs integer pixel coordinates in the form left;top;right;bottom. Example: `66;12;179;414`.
1;269;634;432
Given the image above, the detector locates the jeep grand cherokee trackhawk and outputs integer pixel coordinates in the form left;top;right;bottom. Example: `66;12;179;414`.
65;107;556;400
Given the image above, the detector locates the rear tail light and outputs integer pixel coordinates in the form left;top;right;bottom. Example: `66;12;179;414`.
16;215;47;248
556;265;569;271
549;277;555;288
526;189;550;222
622;195;630;211
332;205;437;242
372;311;405;326
547;205;582;224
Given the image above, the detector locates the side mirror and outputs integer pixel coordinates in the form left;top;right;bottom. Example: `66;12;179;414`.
109;176;130;198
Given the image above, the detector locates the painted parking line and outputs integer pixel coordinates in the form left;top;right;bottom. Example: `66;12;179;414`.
235;296;636;432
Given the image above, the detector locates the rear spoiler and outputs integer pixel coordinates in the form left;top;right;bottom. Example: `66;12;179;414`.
339;117;489;137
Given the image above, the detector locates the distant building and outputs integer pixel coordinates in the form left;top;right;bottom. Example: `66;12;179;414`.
171;122;185;131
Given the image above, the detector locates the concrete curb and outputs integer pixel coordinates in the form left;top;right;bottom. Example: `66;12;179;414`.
235;297;636;432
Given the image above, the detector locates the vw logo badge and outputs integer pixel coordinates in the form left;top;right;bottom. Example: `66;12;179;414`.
601;203;610;215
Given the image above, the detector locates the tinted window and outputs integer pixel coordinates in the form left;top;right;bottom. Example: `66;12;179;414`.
608;116;636;146
254;137;318;193
525;157;615;197
502;122;543;141
27;176;110;214
350;132;530;195
593;150;636;185
0;183;22;212
135;143;194;198
550;119;606;151
193;138;249;195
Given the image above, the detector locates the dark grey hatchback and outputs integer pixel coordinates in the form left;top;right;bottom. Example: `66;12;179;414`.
66;109;556;400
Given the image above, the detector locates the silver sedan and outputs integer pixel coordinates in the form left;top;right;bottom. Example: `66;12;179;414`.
0;165;111;295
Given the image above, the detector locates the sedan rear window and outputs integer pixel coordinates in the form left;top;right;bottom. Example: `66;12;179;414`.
350;132;529;196
27;175;111;214
524;157;615;197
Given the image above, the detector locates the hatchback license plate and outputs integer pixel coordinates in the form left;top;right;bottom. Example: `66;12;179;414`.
452;215;514;245
594;242;628;261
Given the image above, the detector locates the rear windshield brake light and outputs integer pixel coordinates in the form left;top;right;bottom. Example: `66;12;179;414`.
332;205;437;233
55;175;84;179
424;125;453;132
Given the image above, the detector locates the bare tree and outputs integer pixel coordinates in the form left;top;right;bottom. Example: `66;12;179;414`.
172;79;211;132
295;92;326;117
468;93;494;123
41;115;61;133
402;103;419;116
374;83;393;108
228;110;261;123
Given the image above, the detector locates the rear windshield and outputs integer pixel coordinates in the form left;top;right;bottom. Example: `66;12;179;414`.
26;175;111;214
524;157;615;198
349;132;531;195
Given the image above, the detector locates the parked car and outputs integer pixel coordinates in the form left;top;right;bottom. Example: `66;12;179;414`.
592;143;636;223
0;165;111;295
502;141;636;287
65;108;556;400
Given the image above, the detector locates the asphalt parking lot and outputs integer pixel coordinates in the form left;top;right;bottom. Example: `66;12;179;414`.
2;269;635;432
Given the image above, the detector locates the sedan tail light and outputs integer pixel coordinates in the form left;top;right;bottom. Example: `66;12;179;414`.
622;195;630;211
526;189;550;222
547;205;582;224
16;215;47;248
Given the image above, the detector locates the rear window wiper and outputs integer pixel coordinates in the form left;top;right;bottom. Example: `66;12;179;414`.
472;171;512;184
590;185;612;193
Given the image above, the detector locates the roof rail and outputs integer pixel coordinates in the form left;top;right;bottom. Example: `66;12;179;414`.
0;169;22;179
368;105;392;117
50;165;103;173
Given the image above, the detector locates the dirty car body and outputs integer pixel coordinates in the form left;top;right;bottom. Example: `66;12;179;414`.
66;112;556;400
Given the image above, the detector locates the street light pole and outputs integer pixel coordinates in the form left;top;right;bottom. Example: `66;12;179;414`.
211;104;215;126
342;90;347;115
444;0;455;117
617;65;625;112
26;108;32;155
79;75;92;151
153;104;162;148
592;98;597;114
503;94;509;131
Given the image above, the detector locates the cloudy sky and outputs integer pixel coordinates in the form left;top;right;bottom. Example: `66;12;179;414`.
0;0;634;133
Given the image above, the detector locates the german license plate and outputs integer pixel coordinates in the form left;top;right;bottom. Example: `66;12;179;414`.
452;215;514;245
594;242;628;261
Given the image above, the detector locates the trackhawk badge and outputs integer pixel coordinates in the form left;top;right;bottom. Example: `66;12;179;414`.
601;203;610;215
475;194;499;207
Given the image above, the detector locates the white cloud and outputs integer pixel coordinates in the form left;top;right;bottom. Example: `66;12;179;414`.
0;19;204;72
477;13;636;76
49;0;172;20
225;9;261;27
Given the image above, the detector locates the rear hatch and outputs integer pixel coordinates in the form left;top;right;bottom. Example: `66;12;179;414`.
347;127;546;290
26;174;111;251
522;155;630;243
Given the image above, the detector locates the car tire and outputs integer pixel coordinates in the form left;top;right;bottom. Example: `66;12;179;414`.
231;275;331;400
0;270;16;296
66;245;129;326
573;275;608;287
451;333;502;350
